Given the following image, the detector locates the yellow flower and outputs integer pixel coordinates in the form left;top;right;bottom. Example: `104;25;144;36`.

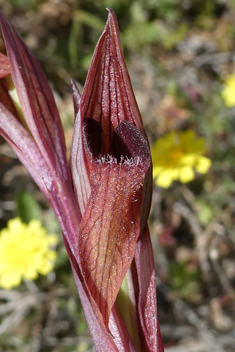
222;74;235;107
0;218;58;289
151;130;211;188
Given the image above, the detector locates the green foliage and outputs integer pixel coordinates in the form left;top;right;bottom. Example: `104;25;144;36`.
122;21;159;50
152;0;183;23
168;261;201;302
196;198;214;226
4;0;37;9
69;10;105;68
16;191;41;224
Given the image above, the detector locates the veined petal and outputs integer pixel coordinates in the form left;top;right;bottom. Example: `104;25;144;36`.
64;234;136;352
133;226;164;352
0;12;81;260
0;12;68;182
0;102;51;198
0;52;10;78
71;108;91;216
0;98;81;259
71;8;155;333
1;9;164;351
79;8;144;156
71;6;150;219
0;103;81;254
78;121;151;326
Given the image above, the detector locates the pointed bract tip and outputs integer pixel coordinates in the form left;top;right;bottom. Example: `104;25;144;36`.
106;7;114;14
105;8;119;29
107;8;118;19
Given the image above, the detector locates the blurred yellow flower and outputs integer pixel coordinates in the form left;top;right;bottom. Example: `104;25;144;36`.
151;130;211;188
0;218;58;289
222;74;235;107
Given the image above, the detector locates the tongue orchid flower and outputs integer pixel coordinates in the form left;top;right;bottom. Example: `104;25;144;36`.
0;9;164;352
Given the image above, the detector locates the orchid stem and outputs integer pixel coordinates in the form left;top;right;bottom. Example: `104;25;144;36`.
116;269;141;352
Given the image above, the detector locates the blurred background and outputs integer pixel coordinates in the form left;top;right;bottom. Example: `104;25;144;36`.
0;0;235;351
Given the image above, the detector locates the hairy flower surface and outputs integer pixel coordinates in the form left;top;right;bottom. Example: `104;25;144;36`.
0;218;57;289
0;10;165;351
152;130;211;188
222;74;235;107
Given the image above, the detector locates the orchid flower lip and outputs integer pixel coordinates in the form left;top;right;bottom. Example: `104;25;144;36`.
83;117;151;166
0;9;165;350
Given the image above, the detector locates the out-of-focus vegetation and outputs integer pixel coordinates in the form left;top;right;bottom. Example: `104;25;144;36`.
1;0;235;351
